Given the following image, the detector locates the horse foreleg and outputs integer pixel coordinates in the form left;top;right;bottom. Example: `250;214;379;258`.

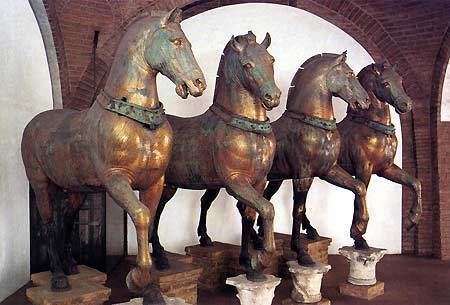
105;174;152;292
291;178;315;266
62;193;86;275
226;177;275;281
149;185;177;270
197;188;220;247
322;165;369;249
236;200;258;277
33;179;69;290
257;180;282;238
378;164;422;230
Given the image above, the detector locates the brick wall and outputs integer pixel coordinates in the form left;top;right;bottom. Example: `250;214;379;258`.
40;0;450;258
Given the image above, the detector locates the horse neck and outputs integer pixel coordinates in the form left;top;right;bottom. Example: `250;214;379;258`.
287;78;335;120
213;78;267;121
103;21;160;109
348;85;392;125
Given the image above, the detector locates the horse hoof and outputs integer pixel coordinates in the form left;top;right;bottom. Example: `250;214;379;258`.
142;284;166;305
126;267;151;292
199;235;214;247
51;274;70;291
245;269;267;282
354;238;369;250
297;254;316;267
306;228;320;241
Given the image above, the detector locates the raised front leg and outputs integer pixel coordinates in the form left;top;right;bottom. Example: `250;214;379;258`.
62;193;87;275
257;180;283;237
291;178;316;266
104;174;151;292
197;188;220;247
149;184;177;271
322;165;369;249
378;164;422;230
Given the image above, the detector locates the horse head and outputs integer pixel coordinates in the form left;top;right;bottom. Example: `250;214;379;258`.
360;62;412;114
325;51;370;111
145;8;206;99
224;31;281;110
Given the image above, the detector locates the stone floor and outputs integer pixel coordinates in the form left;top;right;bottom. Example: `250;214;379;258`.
2;254;449;305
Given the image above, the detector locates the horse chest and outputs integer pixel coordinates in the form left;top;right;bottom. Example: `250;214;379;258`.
363;133;397;171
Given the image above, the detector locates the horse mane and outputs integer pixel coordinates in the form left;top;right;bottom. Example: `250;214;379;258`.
288;53;341;99
213;33;256;94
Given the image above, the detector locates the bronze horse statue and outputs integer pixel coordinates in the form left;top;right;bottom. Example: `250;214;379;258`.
196;52;372;266
21;8;206;294
149;31;281;280
297;62;422;241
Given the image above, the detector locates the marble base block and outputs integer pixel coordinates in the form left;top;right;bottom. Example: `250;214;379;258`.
282;297;331;305
338;246;387;286
287;261;331;303
226;274;281;305
339;281;384;300
26;265;111;305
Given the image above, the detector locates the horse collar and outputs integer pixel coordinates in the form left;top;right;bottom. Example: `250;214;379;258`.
284;110;337;131
101;91;166;130
347;113;396;135
209;104;272;135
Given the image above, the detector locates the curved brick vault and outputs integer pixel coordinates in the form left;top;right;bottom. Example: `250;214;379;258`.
39;0;450;258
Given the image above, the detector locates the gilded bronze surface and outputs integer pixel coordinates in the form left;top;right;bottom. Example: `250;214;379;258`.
197;53;372;266
149;32;281;281
301;62;422;238
21;8;205;295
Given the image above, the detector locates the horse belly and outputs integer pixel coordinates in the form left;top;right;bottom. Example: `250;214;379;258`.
165;127;219;189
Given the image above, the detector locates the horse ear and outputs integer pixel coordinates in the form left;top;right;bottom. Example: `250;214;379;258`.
335;50;347;65
261;32;271;49
247;31;257;41
162;8;182;26
371;63;381;76
230;36;244;53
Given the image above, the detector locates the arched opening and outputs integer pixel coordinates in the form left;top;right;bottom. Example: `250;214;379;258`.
0;0;53;301
441;59;450;121
127;3;403;255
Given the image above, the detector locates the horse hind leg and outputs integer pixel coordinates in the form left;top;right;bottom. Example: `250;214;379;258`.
197;188;220;247
62;193;86;275
150;185;177;271
291;178;316;266
31;178;69;290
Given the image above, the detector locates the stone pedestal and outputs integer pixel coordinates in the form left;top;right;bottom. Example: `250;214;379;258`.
338;246;387;300
226;274;281;305
185;242;283;289
150;260;203;305
282;298;331;305
285;261;331;304
338;246;387;285
339;281;384;300
115;296;191;305
26;265;111;305
275;233;332;265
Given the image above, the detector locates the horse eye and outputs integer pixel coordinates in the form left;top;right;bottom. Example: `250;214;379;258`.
244;63;254;70
383;82;390;87
172;38;182;46
348;72;355;77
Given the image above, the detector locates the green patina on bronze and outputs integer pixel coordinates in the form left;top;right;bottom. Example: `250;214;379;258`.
210;104;272;134
347;113;395;135
285;110;337;131
103;96;166;129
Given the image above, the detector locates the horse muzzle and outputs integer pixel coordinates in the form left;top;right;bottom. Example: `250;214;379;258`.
176;78;206;99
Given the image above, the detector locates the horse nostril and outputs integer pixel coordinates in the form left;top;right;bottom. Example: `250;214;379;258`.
265;94;273;102
195;78;204;89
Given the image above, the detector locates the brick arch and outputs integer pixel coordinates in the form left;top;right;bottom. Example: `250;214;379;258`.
430;26;450;259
